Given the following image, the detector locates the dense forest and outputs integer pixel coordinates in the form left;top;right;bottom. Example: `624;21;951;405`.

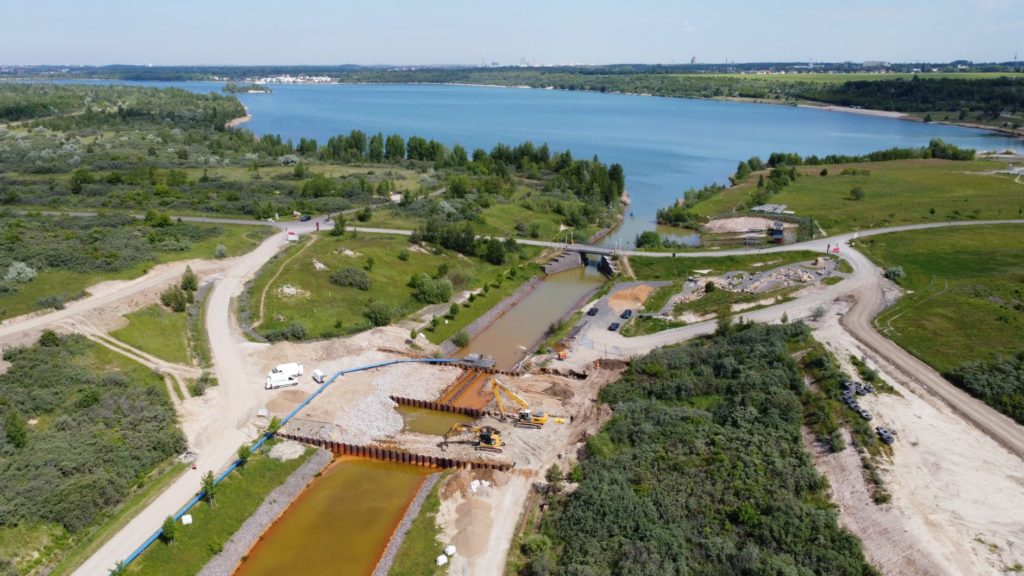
0;333;184;539
801;76;1024;115
520;322;877;576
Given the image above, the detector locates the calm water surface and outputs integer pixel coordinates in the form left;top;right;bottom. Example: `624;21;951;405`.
458;264;605;369
60;80;1021;242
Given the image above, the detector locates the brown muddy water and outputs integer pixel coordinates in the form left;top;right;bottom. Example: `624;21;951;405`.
458;264;605;370
234;458;428;576
397;405;473;436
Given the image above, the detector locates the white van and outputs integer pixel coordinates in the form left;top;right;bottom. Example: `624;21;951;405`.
265;372;299;390
272;362;304;378
312;369;326;384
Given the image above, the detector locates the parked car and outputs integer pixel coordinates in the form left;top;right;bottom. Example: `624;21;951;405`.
299;214;312;222
620;309;633;320
587;307;599;317
608;322;621;331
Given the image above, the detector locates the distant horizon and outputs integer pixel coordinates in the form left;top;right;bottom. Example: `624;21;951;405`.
1;0;1019;66
3;59;1022;69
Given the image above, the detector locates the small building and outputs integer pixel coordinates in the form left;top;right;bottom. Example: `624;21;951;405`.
287;231;298;242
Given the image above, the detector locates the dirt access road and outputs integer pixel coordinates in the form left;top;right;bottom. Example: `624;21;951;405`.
70;228;296;576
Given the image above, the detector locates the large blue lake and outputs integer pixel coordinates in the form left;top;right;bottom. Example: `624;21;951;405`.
69;81;1024;242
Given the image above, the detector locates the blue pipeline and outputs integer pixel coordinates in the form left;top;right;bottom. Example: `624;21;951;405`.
116;357;458;571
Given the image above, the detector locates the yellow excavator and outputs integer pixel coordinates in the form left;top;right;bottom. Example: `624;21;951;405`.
490;378;566;429
442;424;504;453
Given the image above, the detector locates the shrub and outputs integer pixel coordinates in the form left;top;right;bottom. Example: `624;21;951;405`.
263;321;307;342
364;302;393;327
704;281;717;293
413;277;453;304
160;286;189;312
39;329;61;348
397;249;410;261
330;267;372;291
161;516;177;544
4;261;36;284
214;244;228;259
884;266;905;283
451;330;470;348
849;187;866;201
181;266;198;292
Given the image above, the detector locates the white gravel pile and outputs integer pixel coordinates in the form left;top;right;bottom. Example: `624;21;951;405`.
331;361;460;444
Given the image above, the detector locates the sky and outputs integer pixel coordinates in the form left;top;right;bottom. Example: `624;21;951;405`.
1;0;1020;66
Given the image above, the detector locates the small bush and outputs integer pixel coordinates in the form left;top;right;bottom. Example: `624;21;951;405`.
330;267;372;291
364;302;394;327
451;331;470;347
160;286;189;312
214;244;228;259
883;266;905;283
4;261;36;284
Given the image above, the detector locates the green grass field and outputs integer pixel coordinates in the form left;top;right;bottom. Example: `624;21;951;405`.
126;447;311;576
859;224;1024;373
112;305;191;365
0;223;272;322
629;251;820;281
690;159;1023;235
249;233;536;340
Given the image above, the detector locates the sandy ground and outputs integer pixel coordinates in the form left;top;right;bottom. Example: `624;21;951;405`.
607;284;653;310
431;369;616;576
702;216;797;233
813;302;1024;575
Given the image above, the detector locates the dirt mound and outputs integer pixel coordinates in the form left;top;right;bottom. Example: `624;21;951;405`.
608;285;653;311
542;381;574;401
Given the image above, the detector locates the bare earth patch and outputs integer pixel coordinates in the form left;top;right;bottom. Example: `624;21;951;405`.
702;216;796;234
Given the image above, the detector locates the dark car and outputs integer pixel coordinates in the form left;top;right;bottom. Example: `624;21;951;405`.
299;214;312;222
586;307;599;317
620;309;633;320
608;322;621;331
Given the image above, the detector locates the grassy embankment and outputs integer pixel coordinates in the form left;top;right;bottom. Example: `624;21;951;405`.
690;159;1022;235
125;446;313;576
0;339;183;574
859;224;1024;373
0;223;271;322
388;473;449;576
247;233;540;342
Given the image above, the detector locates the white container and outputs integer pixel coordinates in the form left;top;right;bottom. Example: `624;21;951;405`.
436;555;448;566
444;545;456;556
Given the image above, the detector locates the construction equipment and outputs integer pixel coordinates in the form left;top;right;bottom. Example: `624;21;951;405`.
490;378;566;429
442;424;504;453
